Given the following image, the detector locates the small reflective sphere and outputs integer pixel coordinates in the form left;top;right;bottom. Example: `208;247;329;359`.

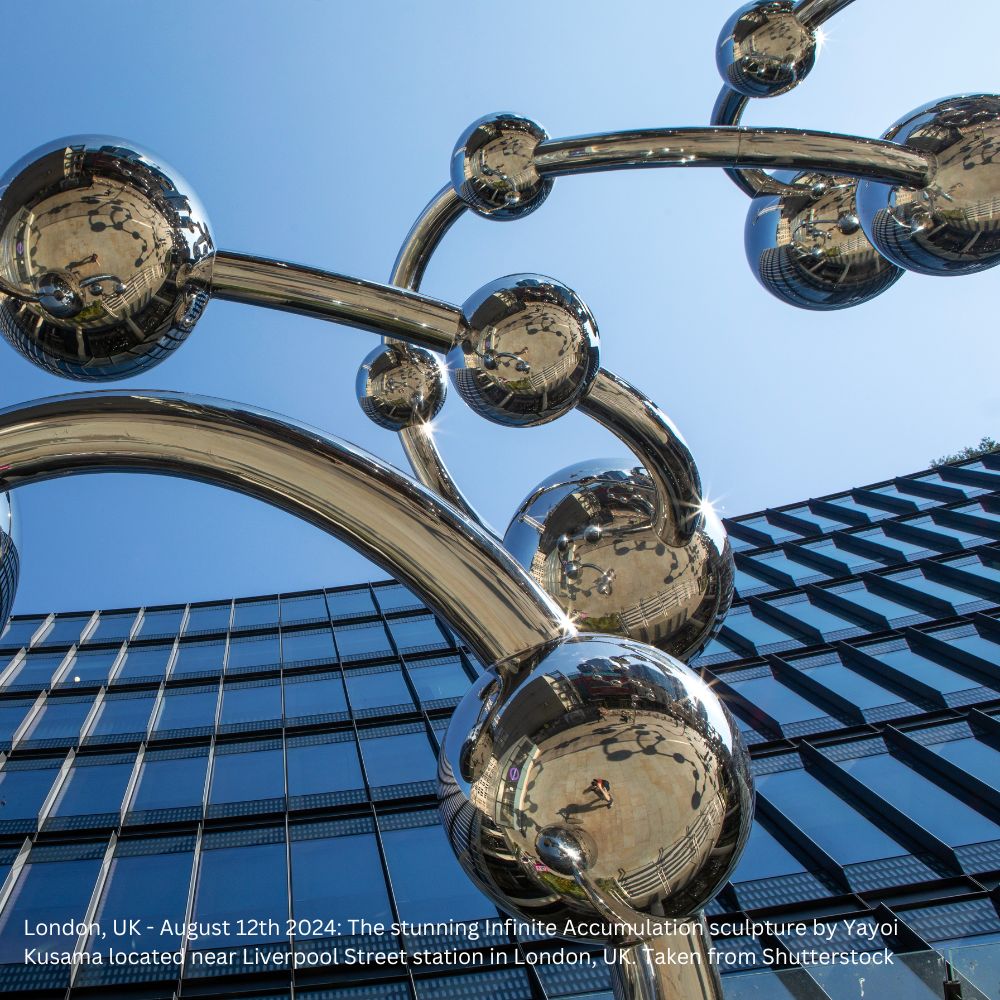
438;634;753;941
504;461;734;661
0;492;19;629
717;1;816;98
356;343;446;431
0;136;213;380
858;95;1000;276
449;274;600;427
451;113;553;220
746;172;904;310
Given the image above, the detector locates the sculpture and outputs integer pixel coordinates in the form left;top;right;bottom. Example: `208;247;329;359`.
0;1;995;995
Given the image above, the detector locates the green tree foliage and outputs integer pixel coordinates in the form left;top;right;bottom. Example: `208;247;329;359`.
931;435;999;468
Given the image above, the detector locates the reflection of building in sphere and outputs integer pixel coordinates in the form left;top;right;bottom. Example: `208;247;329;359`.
746;172;903;310
0;493;18;629
504;461;733;661
438;635;753;942
449;275;600;427
0;136;213;380
356;343;446;431
858;95;1000;276
716;1;816;98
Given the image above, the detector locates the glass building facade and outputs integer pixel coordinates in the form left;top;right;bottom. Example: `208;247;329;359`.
0;455;998;998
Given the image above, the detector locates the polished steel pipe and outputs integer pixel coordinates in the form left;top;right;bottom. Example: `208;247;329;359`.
795;0;858;28
534;126;934;187
609;922;723;1000
0;392;569;669
190;251;465;353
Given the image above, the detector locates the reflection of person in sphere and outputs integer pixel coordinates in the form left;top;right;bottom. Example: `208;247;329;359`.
589;777;613;808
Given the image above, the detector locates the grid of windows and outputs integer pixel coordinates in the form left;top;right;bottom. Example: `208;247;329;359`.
0;455;995;998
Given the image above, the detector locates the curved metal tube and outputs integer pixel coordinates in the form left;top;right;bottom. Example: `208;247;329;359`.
386;187;486;526
0;392;570;668
580;370;702;546
795;0;857;28
610;924;723;1000
190;251;465;353
533;126;934;188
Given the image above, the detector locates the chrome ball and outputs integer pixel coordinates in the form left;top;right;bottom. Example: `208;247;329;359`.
0;136;213;380
451;113;553;220
437;634;753;941
717;1;816;98
448;274;600;428
504;460;734;660
0;492;19;628
857;95;1000;276
746;172;904;309
356;343;446;431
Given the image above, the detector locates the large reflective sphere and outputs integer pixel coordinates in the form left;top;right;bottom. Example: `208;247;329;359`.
504;461;734;661
438;634;753;941
0;492;19;629
716;1;816;98
451;113;553;220
449;275;600;427
356;343;446;431
0;136;213;380
746;172;904;310
857;95;1000;276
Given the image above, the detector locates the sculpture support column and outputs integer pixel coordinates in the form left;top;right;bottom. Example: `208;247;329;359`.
610;921;723;1000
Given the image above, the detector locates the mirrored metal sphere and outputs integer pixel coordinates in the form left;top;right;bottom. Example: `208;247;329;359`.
448;274;600;427
504;460;734;661
0;136;213;380
857;95;1000;276
438;634;753;941
451;113;553;220
716;1;816;98
356;343;446;431
0;492;19;629
746;171;904;310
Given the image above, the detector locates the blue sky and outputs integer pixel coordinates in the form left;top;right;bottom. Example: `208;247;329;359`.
2;0;996;614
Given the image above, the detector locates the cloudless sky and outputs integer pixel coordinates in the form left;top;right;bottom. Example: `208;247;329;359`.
2;0;997;614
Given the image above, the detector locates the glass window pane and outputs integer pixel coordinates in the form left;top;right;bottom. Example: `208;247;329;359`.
89;693;156;738
840;754;1000;847
192;841;288;946
283;672;348;720
219;681;282;726
226;634;280;671
287;740;364;798
50;758;134;818
0;618;42;649
779;599;856;636
21;697;92;743
130;754;209;812
345;668;414;712
797;661;904;710
831;587;919;621
757;768;907;865
913;516;989;546
388;616;448;652
85;612;136;645
0;765;62;819
0;700;34;743
407;657;472;704
930;737;1000;786
945;631;1000;662
57;647;121;688
326;588;376;619
336;622;393;660
360;731;436;787
155;686;219;733
0;857;102;963
38;614;92;646
281;628;336;665
280;593;329;624
726;676;829;725
209;748;284;804
825;539;888;569
115;643;173;684
825;494;889;519
959;557;1000;584
876;647;981;694
730;821;806;883
373;585;422;613
171;640;225;677
723;611;795;649
291;832;391;926
381;820;494;923
860;530;930;558
4;651;68;691
135;607;185;640
232;600;279;630
184;603;231;635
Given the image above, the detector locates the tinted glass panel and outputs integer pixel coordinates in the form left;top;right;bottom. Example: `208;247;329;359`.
780;600;855;635
115;643;173;682
373;585;422;612
915;516;989;546
945;632;1000;662
280;593;328;624
827;539;888;569
232;601;279;630
345;669;413;712
723;611;794;649
388;616;448;651
86;612;136;645
291;833;391;925
209;748;284;804
335;623;392;659
135;607;185;639
0;618;41;648
864;531;931;557
130;755;209;811
798;661;905;710
361;732;436;787
226;635;281;670
282;628;336;664
407;658;472;703
326;588;376;618
287;740;364;797
730;821;806;883
4;652;67;690
876;647;981;694
184;603;231;634
832;587;919;620
57;647;120;688
21;698;91;742
39;615;91;646
155;687;219;732
0;766;61;819
283;673;348;719
219;682;282;725
930;738;1000;786
171;640;225;677
89;694;156;737
50;759;134;817
726;676;829;725
0;700;33;742
899;575;981;606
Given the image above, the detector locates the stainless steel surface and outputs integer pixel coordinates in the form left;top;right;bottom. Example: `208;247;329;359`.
0;391;570;669
452;113;553;220
746;170;904;309
858;94;1000;276
534;127;934;188
438;633;753;936
610;924;724;1000
580;370;704;547
795;0;858;28
716;1;816;99
192;251;464;352
356;342;446;431
0;492;17;628
0;135;213;380
449;274;601;427
504;460;734;661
